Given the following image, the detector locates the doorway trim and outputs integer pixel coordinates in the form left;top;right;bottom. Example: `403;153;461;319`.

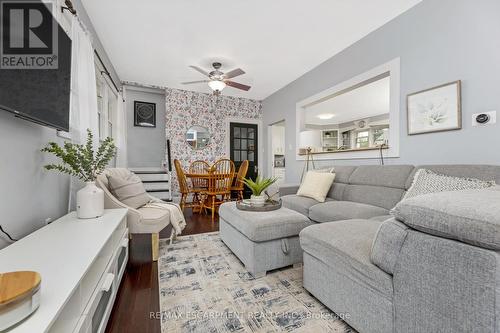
225;117;263;176
267;120;286;179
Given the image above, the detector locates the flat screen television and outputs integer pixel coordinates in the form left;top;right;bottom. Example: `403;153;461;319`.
0;1;72;131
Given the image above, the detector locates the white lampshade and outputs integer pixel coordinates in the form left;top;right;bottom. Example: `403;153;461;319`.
208;80;226;92
299;130;321;151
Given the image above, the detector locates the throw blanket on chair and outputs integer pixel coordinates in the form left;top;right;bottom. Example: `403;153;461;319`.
144;201;186;236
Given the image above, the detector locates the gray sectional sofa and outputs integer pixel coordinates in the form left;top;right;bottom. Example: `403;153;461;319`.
279;164;500;333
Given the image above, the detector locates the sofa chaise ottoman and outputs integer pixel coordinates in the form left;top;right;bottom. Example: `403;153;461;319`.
219;202;312;277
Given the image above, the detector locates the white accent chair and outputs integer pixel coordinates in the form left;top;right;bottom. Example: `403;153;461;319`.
96;168;174;261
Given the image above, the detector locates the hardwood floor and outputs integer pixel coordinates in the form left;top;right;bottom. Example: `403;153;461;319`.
105;209;219;333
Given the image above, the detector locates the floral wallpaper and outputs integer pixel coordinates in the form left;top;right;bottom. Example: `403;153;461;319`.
165;88;262;196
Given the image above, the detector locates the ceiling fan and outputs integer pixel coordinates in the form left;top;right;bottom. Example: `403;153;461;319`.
182;62;251;95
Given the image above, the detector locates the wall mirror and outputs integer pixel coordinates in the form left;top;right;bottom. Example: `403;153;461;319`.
296;59;400;160
186;126;210;150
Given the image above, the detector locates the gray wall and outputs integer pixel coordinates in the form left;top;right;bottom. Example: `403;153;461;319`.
0;3;119;249
263;0;500;183
0;113;70;249
125;87;167;168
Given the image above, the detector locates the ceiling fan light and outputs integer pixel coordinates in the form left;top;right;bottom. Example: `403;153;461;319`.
208;80;226;92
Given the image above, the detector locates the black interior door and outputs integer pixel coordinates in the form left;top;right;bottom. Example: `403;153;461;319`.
230;122;258;198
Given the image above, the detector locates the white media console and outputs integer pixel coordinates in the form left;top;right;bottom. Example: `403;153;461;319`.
0;209;128;333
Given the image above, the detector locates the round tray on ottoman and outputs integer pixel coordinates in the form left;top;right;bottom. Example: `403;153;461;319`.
236;199;282;212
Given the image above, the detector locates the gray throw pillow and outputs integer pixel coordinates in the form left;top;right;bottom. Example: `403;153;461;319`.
107;173;150;209
404;169;495;200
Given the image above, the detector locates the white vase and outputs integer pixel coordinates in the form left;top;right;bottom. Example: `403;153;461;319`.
77;181;104;219
250;195;266;207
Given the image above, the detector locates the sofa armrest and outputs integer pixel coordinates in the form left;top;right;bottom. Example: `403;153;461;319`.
97;178;142;226
279;183;300;197
382;189;500;331
392;188;500;250
370;218;409;275
104;193;141;225
393;229;499;332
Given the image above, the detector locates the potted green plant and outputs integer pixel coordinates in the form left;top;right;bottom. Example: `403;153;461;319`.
41;129;116;219
242;175;277;207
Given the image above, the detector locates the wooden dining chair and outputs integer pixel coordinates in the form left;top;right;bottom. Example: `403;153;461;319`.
201;159;235;221
174;159;204;212
189;160;210;189
231;160;249;201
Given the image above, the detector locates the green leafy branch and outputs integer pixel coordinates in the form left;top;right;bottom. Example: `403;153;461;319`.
41;129;116;182
242;174;277;196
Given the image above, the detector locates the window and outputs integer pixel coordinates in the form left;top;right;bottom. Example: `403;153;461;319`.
107;88;116;139
355;131;369;149
373;127;389;146
96;67;104;140
95;61;119;167
95;62;117;142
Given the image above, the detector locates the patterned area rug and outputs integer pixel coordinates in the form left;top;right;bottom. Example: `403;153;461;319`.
158;232;355;333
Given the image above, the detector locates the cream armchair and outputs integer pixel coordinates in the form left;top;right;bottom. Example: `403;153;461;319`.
96;168;174;261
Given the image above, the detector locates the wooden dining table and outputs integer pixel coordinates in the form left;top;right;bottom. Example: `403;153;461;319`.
184;172;238;183
184;172;213;181
184;172;236;212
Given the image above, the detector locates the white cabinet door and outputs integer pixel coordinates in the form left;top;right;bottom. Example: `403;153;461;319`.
273;168;286;184
272;126;285;154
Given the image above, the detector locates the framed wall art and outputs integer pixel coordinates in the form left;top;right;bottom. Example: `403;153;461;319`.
407;80;461;135
134;101;156;127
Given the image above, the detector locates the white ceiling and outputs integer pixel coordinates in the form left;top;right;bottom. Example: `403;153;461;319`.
82;0;421;100
305;76;390;125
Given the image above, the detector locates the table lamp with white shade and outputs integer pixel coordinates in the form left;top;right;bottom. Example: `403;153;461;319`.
299;130;322;181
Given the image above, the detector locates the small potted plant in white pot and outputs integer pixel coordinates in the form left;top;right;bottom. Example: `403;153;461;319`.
242;175;277;207
41;129;116;219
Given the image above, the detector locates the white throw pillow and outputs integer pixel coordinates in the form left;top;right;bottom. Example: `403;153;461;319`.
404;169;495;200
313;167;335;173
107;173;151;209
297;171;336;202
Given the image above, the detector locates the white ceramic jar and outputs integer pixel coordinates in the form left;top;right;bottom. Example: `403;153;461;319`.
250;195;266;207
76;182;104;219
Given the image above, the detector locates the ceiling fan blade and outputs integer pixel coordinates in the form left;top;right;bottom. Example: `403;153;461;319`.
181;80;210;85
223;68;245;79
225;80;251;91
189;65;210;77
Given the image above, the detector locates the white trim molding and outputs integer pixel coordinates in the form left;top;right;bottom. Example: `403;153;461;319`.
224;117;264;176
122;82;166;95
267;120;286;179
295;58;401;161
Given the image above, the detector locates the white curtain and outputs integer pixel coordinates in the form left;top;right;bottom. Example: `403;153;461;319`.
68;16;99;211
115;89;128;167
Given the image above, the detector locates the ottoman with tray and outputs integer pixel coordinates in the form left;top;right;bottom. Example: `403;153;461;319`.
218;201;312;277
